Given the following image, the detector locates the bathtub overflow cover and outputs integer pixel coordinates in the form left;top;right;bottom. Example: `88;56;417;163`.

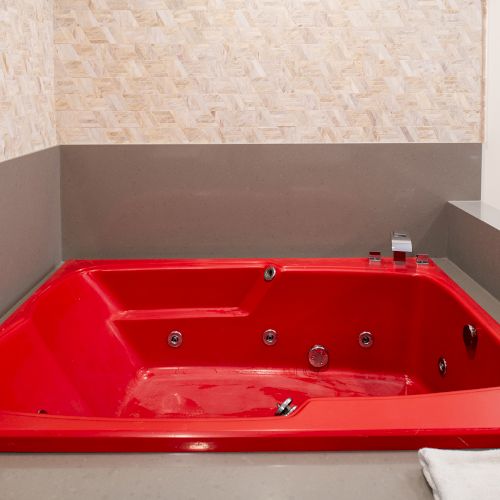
167;331;183;348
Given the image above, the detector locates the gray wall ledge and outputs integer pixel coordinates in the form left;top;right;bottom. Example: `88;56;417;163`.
450;201;500;231
448;201;500;300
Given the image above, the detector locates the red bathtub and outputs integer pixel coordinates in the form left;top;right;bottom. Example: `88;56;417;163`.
1;258;500;452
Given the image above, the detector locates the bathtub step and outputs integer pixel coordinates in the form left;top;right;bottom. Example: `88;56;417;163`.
116;366;427;419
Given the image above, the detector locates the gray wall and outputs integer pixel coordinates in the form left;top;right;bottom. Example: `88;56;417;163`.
60;144;481;259
448;202;500;300
0;144;487;316
0;148;61;315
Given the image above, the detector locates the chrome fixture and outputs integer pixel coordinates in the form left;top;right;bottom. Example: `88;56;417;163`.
463;324;478;349
359;331;373;348
275;397;297;416
264;265;276;281
167;330;183;348
368;251;381;263
416;254;430;265
438;356;447;376
391;231;412;264
263;329;278;346
308;344;329;368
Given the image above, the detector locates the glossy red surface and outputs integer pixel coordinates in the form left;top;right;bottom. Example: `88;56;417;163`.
1;258;500;451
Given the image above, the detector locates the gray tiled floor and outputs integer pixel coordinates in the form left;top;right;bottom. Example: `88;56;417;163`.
0;452;432;500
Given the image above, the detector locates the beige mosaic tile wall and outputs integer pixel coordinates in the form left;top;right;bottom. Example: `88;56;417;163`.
54;0;485;144
0;0;57;162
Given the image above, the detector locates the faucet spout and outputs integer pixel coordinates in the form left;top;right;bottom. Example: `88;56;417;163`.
391;231;412;264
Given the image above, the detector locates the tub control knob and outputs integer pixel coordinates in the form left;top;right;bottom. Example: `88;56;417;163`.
275;398;297;416
308;344;329;369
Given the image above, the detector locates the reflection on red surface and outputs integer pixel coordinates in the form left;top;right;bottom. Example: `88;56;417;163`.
0;258;499;451
118;367;424;418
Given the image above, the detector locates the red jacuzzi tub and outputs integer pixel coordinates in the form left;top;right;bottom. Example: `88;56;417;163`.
1;258;500;452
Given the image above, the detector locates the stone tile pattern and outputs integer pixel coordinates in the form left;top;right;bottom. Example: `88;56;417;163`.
0;0;57;161
54;0;484;144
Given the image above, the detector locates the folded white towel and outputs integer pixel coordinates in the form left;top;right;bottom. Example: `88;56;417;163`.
418;448;500;500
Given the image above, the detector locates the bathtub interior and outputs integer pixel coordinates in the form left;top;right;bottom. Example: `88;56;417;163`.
0;261;499;419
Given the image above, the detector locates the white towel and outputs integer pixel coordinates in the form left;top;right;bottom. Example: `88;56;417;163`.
418;448;500;500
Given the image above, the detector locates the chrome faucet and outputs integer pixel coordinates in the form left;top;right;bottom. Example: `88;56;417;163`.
391;231;412;264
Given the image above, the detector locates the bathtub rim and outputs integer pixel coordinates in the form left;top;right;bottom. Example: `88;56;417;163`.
1;257;500;452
